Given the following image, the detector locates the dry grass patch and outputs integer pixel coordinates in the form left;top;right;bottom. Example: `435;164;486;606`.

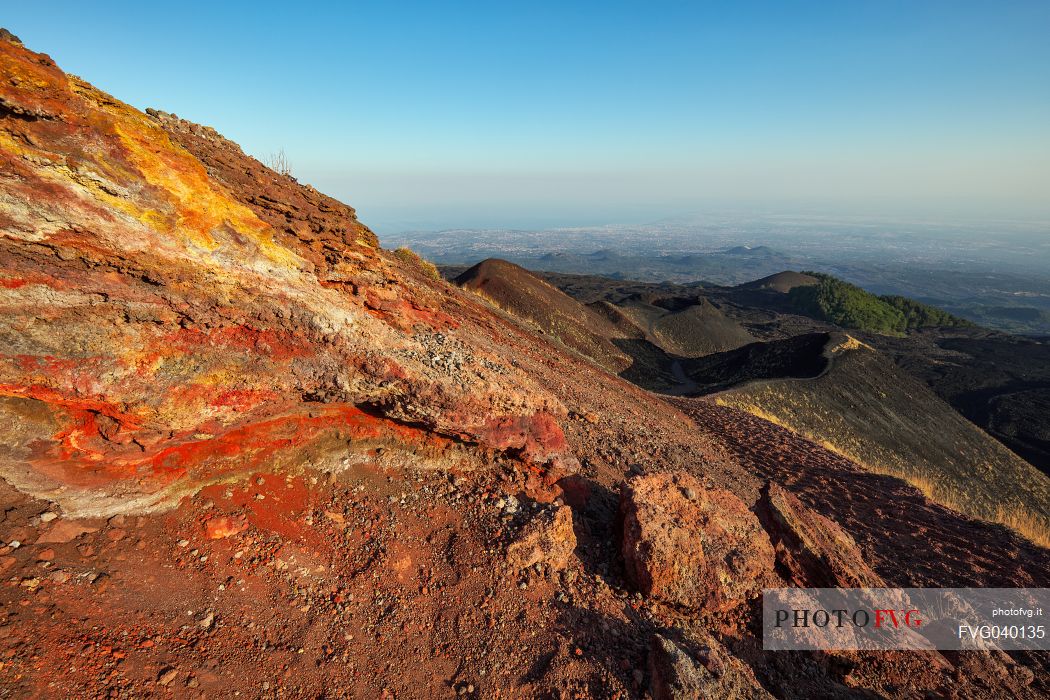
393;246;441;281
727;397;1050;549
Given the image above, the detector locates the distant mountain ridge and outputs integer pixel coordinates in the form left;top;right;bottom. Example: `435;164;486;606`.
739;270;819;293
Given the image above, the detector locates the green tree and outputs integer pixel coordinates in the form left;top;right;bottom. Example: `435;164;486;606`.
788;273;973;334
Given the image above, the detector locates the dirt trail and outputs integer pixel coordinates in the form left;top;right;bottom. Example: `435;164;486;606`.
661;360;700;396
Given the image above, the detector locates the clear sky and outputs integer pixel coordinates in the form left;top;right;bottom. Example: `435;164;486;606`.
6;1;1050;231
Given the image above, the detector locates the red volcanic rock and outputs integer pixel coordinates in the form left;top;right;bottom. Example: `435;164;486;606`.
762;483;884;588
620;473;775;610
204;516;247;540
150;109;381;263
506;504;577;572
0;36;576;516
36;520;98;544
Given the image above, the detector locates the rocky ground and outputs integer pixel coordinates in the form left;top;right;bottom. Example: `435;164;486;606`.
2;396;1047;698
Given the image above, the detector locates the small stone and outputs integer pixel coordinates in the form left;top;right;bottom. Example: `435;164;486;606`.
506;506;576;572
199;611;215;629
158;668;178;686
501;495;520;515
39;512;58;523
204;516;246;540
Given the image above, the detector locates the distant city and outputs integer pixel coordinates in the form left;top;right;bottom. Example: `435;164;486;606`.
385;213;1050;335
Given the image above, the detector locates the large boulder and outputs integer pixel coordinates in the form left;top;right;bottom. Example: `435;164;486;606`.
620;472;775;610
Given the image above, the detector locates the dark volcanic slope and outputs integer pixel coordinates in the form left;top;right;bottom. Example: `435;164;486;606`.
454;258;633;372
692;333;1050;545
528;268;1050;484
638;298;755;358
870;331;1050;476
677;399;1050;588
586;301;647;339
682;332;831;391
708;281;1050;478
739;270;818;293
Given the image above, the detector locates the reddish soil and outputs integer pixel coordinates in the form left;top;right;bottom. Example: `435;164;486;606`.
0;455;677;699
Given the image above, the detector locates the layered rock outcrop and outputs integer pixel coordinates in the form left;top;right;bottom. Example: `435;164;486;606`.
619;474;894;611
0;34;575;516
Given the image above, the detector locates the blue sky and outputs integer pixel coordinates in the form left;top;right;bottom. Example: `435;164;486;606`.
7;1;1050;231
